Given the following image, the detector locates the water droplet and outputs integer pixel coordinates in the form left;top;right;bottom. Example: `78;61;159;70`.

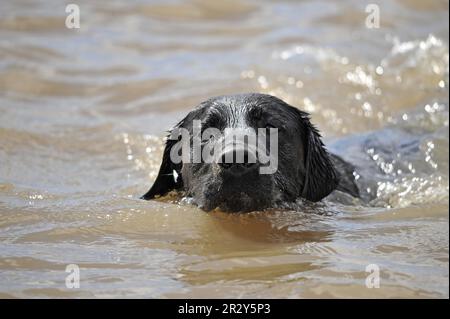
375;66;384;75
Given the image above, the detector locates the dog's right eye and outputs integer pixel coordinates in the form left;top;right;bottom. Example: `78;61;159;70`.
203;118;223;132
203;108;226;129
201;135;214;143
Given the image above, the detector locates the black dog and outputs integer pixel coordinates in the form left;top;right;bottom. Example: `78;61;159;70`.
142;93;359;212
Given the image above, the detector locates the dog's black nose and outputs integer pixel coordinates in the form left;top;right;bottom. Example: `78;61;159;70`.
218;149;258;173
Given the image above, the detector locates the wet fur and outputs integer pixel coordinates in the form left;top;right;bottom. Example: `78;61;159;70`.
142;93;359;212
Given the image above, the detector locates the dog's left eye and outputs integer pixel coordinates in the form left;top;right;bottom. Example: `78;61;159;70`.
264;123;286;132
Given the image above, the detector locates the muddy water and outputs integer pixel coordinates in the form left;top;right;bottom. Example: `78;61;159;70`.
0;0;448;298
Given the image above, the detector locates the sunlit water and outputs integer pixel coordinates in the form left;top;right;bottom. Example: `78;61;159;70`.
0;0;448;298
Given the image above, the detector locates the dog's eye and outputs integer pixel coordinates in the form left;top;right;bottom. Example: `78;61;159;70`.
264;122;286;132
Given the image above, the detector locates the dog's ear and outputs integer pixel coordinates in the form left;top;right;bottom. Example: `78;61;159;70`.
262;95;340;202
299;113;340;202
279;100;339;202
141;136;182;200
141;103;208;200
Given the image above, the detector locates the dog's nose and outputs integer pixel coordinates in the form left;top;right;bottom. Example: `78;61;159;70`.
218;149;258;173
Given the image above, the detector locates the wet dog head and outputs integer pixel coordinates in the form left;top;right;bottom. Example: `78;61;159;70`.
142;93;339;212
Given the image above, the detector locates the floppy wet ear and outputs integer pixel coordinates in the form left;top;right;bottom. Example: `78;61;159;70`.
265;96;340;202
300;118;340;202
141;136;182;200
141;103;209;200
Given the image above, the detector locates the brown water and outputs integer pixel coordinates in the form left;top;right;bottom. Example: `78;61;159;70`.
0;0;448;298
